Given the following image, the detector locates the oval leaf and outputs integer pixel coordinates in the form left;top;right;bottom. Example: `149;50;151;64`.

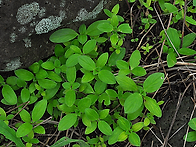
129;50;141;70
85;108;99;121
188;118;196;130
38;79;57;89
144;96;162;117
2;85;17;105
83;40;96;54
16;123;33;137
178;48;196;55
128;132;141;146
96;53;108;68
124;93;143;114
15;69;34;81
116;75;137;91
143;72;164;93
78;56;96;71
50;28;78;43
32;99;47;122
98;120;112;135
117;117;131;130
97;23;113;32
98;70;116;84
58;113;77;131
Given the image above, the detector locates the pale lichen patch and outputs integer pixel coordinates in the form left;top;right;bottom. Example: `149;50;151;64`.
3;57;22;71
10;32;17;43
35;16;62;34
73;0;106;22
18;26;27;33
16;2;40;25
23;38;31;48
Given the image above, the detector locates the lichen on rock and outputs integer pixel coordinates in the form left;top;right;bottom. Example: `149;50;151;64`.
16;2;40;25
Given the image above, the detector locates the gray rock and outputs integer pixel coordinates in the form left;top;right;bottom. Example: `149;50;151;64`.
0;0;125;71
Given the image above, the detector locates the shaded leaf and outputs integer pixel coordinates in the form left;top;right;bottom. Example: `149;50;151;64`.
50;28;78;43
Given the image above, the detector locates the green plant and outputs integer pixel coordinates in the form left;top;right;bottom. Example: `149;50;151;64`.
0;4;165;147
184;118;196;142
160;27;196;67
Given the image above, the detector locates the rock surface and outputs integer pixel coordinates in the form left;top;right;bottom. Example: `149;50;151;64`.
0;0;125;71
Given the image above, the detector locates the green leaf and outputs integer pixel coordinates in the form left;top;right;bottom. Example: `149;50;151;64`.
116;60;129;69
78;34;87;44
124;93;143;113
79;24;86;34
99;93;111;105
15;69;34;81
164;3;178;14
166;28;180;49
188;118;196;130
99;109;110;119
54;44;64;57
70;45;82;54
66;66;76;84
85;121;97;134
167;52;177;67
94;80;107;95
38;79;57;89
108;48;125;66
131;66;146;76
0;120;25;147
83;40;96;54
78;55;96;71
19;109;31;123
65;90;76;107
144;96;162;117
108;127;123;145
194;0;196;6
34;125;45;134
127;104;144;120
44;83;60;100
86;20;109;36
178;48;196;55
98;70;116;84
116;75;137;91
132;122;144;132
111;15;119;27
21;88;30;103
49;28;78;43
48;71;62;82
85;108;99;121
186;16;196;25
36;69;48;79
29;62;40;73
78;98;91;113
143;72;164;93
184;131;196;142
41;61;55;70
117;117;131;130
96;37;107;43
110;34;118;45
112;4;119;14
16;123;33;137
32;99;47;122
66;54;80;67
58;113;77;131
128;132;141;146
97;23;113;32
82;71;94;83
50;137;90;147
182;33;196;48
98;120;112;135
96;53;108;68
118;23;132;34
6;76;17;86
2;85;17;105
104;9;112;17
129;50;141;70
